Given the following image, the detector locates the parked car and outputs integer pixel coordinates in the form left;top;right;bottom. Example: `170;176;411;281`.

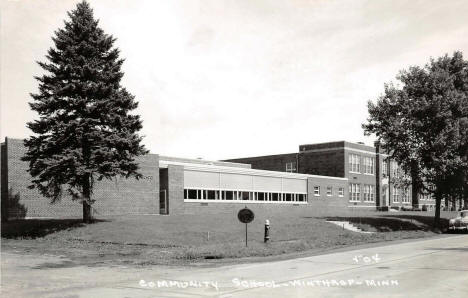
448;210;468;232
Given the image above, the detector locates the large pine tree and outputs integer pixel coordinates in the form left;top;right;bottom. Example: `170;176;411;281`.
23;1;147;223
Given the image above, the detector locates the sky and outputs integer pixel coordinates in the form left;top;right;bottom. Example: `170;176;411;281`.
1;0;468;160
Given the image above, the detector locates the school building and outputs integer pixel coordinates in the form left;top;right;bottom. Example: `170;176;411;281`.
1;138;348;219
225;141;436;211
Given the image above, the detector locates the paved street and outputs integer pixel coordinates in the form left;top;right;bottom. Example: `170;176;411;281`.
2;235;468;297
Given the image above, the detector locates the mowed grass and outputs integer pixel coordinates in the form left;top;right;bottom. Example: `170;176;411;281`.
1;208;457;266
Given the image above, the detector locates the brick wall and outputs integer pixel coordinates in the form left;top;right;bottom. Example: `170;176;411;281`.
182;200;349;216
225;153;298;172
1;138;160;219
159;165;184;215
298;150;345;177
1;142;8;221
181;176;348;215
307;176;348;209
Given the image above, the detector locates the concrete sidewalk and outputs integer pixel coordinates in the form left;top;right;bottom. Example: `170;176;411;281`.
2;235;468;297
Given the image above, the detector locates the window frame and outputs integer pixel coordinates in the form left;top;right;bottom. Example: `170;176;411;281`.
349;154;361;173
338;187;344;197
326;186;332;197
314;186;320;196
285;162;297;173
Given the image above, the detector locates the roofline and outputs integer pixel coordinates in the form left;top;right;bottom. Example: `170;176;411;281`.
160;159;348;181
159;155;250;168
223;152;297;161
300;140;375;150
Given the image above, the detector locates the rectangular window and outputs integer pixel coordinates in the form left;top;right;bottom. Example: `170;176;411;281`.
186;189;197;199
382;160;388;177
240;191;249;201
224;191;234;200
392;186;399;203
314;186;320;196
349;154;361;173
285;162;297;173
206;190;216;200
297;193;307;202
284;193;292;201
271;193;279;201
391;161;399;178
257;192;265;201
402;188;410;203
363;157;375;175
326;186;332;196
349;183;360;202
363;185;375;202
338;187;344;197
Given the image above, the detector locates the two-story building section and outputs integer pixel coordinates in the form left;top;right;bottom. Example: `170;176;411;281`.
225;141;436;210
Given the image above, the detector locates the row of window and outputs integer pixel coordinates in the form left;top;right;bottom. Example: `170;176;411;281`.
349;154;375;175
419;192;434;200
184;189;307;202
392;186;411;203
312;186;345;197
349;183;375;202
382;160;401;178
286;155;404;178
363;185;375;202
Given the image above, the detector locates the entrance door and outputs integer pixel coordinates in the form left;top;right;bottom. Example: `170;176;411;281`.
160;189;168;214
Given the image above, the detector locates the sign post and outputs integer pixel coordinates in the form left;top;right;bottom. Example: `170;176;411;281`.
245;223;248;247
237;207;255;247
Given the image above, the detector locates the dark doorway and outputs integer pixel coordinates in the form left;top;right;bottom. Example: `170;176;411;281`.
159;168;169;215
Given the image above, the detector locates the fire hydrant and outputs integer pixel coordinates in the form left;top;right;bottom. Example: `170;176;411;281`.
264;219;270;243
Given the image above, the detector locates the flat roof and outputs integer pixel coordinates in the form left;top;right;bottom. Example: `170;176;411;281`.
160;159;348;181
159;155;251;169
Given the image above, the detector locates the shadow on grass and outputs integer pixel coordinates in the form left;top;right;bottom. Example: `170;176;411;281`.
321;216;427;232
1;219;109;239
425;246;468;252
381;215;449;230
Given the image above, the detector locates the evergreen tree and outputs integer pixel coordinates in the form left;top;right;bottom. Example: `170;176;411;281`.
23;1;147;223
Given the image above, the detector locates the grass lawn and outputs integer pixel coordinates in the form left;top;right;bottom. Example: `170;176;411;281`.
1;208;458;267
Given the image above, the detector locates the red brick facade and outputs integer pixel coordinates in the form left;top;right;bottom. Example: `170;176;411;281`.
0;137;364;219
1;138;160;219
226;141;436;210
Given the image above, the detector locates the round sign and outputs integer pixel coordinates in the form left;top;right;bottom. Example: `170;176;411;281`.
238;208;255;223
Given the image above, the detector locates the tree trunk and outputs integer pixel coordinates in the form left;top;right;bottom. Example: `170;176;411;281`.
83;200;92;223
410;163;420;209
464;183;468;210
82;174;93;223
434;193;442;230
411;178;419;209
